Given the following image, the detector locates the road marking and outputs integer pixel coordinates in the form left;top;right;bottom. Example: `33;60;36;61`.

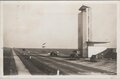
57;70;60;75
12;49;31;75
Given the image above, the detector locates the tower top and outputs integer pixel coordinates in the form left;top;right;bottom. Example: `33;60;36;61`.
79;5;89;11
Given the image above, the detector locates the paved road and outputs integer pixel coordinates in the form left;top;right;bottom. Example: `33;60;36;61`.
14;49;116;75
31;55;115;75
12;49;31;75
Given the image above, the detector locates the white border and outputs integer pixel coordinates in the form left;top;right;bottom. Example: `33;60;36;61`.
0;1;120;79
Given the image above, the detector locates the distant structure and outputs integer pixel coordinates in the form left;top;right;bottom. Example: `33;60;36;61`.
78;5;108;58
42;42;46;48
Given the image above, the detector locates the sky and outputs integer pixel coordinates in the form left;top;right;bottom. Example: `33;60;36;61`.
2;1;117;49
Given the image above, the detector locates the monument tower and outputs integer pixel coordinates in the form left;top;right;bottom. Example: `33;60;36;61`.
78;5;108;58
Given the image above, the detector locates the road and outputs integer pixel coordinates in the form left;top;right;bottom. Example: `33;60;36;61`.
14;49;116;75
4;48;116;75
12;49;31;75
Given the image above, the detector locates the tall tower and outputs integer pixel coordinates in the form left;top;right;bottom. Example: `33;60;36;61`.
78;5;90;58
78;5;109;58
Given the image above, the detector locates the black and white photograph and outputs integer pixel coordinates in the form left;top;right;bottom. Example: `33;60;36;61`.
0;1;119;77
